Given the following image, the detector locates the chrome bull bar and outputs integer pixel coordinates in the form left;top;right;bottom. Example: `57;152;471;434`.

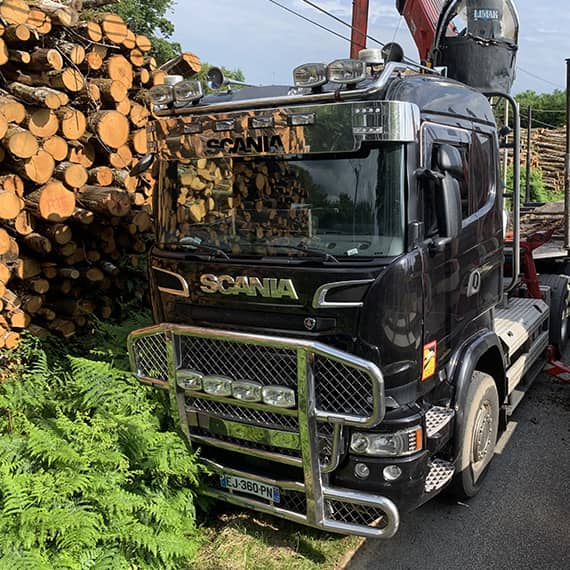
128;323;400;538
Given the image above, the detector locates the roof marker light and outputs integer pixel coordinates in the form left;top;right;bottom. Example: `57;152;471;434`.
293;63;327;88
287;113;316;127
327;59;367;84
214;119;236;132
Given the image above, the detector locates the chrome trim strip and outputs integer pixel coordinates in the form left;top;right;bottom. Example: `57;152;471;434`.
152;266;190;298
187;412;301;450
312;279;374;309
155;62;412;116
202;457;306;492
190;434;303;467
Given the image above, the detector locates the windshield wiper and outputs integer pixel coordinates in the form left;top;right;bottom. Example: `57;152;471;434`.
178;241;230;259
269;244;340;263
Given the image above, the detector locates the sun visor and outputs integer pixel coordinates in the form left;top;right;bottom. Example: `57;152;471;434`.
148;101;420;160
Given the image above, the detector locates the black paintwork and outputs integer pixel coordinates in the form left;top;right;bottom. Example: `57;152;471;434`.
150;72;507;502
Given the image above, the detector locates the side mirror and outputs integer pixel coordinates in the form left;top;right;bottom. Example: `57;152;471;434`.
131;153;156;177
433;175;462;249
436;144;463;179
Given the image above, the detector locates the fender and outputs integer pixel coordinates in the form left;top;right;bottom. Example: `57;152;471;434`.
447;330;507;459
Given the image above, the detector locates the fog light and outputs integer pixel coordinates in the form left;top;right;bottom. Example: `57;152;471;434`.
354;463;370;480
174;80;203;103
176;369;204;391
232;380;262;402
327;59;367;84
203;375;233;397
262;386;296;408
383;465;402;482
293;62;327;88
149;85;173;105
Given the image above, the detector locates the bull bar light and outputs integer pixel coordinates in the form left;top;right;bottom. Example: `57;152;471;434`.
327;59;367;84
293;63;327;88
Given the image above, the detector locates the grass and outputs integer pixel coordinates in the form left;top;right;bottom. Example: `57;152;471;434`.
193;504;362;570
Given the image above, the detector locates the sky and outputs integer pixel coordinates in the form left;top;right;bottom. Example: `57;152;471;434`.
169;0;569;95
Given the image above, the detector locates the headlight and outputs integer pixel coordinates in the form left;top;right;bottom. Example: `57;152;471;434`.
262;386;296;408
293;63;327;88
327;59;367;84
174;80;203;103
203;375;233;397
350;426;423;457
149;85;173;105
176;369;204;391
232;380;262;402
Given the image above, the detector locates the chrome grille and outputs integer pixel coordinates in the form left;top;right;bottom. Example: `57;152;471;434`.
314;356;374;417
326;500;389;527
178;336;298;387
131;333;169;381
187;397;299;430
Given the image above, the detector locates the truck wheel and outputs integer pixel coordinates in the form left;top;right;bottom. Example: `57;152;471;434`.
449;371;499;499
539;274;570;354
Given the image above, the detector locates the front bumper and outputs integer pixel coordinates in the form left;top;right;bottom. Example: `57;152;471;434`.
128;323;400;538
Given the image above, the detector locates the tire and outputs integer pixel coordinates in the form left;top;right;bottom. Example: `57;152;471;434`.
539;274;570;355
449;371;499;500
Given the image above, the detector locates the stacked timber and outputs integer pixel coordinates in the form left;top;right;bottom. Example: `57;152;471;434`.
0;0;202;348
520;127;566;194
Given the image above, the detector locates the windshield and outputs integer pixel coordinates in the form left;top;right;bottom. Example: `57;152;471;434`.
156;145;406;260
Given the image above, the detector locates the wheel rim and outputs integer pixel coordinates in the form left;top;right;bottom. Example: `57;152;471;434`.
471;399;495;478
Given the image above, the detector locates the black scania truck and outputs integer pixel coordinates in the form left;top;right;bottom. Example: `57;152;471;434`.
128;0;570;537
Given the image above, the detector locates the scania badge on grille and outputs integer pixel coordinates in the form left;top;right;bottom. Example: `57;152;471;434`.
200;274;299;300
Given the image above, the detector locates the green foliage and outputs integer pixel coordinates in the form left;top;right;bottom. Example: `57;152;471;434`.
506;164;563;204
515;89;566;129
0;323;203;569
99;0;182;64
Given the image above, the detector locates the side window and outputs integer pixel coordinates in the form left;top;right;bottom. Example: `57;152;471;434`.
470;133;493;213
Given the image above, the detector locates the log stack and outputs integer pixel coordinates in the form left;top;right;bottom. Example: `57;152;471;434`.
0;0;201;348
520;127;566;194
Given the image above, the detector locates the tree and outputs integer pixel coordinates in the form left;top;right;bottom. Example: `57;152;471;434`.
515;89;566;129
99;0;182;64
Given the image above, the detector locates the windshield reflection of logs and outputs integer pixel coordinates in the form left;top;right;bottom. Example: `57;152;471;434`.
173;159;311;252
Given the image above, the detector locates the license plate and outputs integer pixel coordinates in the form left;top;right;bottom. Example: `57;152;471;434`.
220;474;281;503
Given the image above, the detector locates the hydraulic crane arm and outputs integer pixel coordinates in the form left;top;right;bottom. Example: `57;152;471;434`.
396;0;449;61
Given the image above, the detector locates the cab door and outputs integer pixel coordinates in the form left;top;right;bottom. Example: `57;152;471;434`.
419;123;502;377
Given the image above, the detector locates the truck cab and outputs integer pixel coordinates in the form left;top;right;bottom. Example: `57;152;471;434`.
128;51;568;537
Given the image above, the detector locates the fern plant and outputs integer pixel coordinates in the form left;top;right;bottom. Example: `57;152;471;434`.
0;325;204;569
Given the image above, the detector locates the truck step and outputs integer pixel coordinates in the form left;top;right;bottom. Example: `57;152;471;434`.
495;298;549;358
424;459;455;494
425;406;455;438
